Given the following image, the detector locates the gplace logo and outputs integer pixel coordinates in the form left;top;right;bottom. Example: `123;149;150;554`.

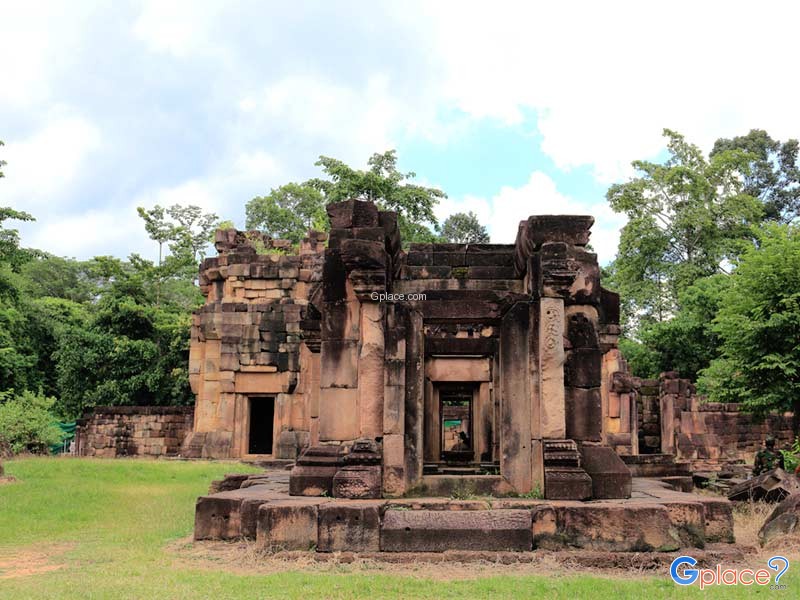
670;555;789;590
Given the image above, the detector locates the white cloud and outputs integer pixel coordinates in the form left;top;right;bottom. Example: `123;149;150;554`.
3;115;101;209
424;1;800;182
4;1;799;264
24;204;151;260
438;172;625;264
132;0;223;58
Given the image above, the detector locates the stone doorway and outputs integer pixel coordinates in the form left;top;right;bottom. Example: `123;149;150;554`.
247;396;275;455
439;383;476;462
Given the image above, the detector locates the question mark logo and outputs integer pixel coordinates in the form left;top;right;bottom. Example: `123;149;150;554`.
768;556;789;585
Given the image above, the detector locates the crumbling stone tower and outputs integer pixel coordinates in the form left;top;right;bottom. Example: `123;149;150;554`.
185;200;635;500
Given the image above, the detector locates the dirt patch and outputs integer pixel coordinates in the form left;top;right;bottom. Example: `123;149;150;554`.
0;476;17;485
0;544;73;580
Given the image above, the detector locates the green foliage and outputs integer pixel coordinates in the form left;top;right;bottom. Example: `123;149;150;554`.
0;390;64;454
606;129;763;329
625;275;732;379
698;224;800;416
246;182;327;243
246;150;446;244
439;211;490;243
0;203;203;419
617;337;661;379
780;437;800;472
711;129;800;223
0;139;5;178
54;276;193;417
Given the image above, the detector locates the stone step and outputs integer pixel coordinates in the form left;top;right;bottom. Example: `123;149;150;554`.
381;509;532;552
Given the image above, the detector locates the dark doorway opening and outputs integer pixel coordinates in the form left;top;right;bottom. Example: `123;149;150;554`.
439;383;475;463
248;396;275;455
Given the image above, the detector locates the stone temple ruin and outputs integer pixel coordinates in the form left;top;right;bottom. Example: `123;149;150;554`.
188;199;738;553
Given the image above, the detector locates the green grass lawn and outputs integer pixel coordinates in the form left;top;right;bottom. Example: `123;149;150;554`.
0;458;796;599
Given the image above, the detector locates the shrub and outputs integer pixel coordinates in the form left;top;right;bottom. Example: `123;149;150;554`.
0;389;64;455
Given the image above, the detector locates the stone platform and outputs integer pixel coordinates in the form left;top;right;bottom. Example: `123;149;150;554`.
194;472;734;553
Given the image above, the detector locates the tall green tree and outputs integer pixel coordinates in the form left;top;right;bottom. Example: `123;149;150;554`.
54;272;192;417
698;224;800;424
135;204;218;307
0;208;37;392
711;129;800;224
606;129;763;329
246;182;326;243
246;150;446;244
439;211;490;243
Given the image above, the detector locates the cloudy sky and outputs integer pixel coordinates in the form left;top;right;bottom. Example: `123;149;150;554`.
2;1;799;265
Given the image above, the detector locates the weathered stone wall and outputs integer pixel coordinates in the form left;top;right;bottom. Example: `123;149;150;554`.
182;229;326;459
634;372;795;471
75;406;194;458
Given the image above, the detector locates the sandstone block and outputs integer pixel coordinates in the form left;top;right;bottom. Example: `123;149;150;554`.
317;502;381;552
256;500;321;551
538;504;682;552
381;509;532;552
318;388;359;441
333;465;382;499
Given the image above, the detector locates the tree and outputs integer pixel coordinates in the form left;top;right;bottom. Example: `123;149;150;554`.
246;150;446;244
606;129;763;329
246;182;326;243
623;274;731;379
0;390;65;455
54;274;193;417
439;211;490;243
0;207;35;280
310;151;444;242
0;208;37;392
0;140;6;178
711;129;800;224
136;204;218;306
698;224;800;424
136;206;173;267
165;204;220;262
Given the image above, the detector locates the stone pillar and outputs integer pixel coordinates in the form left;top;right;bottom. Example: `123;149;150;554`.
318;256;361;442
539;297;566;439
383;302;407;496
359;302;385;439
500;301;532;493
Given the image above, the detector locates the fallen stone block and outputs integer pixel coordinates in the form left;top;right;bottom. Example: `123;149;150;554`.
698;498;735;543
758;493;800;547
727;468;800;503
381;509;532;552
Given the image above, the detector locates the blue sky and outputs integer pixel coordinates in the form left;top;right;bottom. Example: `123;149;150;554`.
2;1;799;265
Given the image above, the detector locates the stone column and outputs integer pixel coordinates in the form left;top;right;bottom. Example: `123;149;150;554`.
500;301;532;493
539;297;566;439
383;302;407;496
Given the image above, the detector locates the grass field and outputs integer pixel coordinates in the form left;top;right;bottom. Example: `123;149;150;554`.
0;458;796;599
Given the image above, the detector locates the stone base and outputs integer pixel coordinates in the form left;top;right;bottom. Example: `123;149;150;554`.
544;469;592;500
333;465;382;499
579;445;632;499
194;474;735;553
289;445;343;496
